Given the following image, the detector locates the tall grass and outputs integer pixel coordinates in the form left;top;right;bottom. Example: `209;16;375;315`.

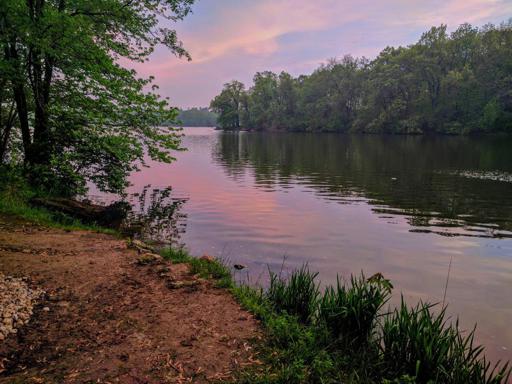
319;273;392;348
234;266;511;384
380;300;511;384
267;264;320;324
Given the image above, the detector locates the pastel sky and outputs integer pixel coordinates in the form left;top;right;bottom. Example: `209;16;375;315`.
135;0;512;108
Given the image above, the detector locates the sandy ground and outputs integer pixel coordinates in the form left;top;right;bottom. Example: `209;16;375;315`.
0;215;260;383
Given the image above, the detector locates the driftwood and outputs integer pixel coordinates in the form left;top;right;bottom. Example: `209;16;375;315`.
30;198;131;228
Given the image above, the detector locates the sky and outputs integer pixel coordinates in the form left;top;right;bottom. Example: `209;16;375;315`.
135;0;512;108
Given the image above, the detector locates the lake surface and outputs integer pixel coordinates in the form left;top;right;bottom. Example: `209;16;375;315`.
95;127;512;363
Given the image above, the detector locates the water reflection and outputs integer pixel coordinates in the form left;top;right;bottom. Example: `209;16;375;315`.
213;133;512;237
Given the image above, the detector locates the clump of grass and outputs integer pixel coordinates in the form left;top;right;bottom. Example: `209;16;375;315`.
267;264;320;324
380;299;511;384
161;247;233;288
160;247;191;263
318;273;392;348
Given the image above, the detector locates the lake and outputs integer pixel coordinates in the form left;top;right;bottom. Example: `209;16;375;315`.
95;127;512;363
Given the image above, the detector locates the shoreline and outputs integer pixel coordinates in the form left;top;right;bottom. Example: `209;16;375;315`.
0;215;260;383
0;213;510;383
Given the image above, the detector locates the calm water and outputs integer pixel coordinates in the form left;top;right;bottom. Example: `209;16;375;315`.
97;127;512;363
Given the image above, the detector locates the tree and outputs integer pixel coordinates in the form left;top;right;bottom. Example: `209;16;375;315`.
210;81;246;130
1;0;195;195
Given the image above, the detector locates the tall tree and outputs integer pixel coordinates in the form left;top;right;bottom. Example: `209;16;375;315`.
1;0;194;195
210;81;246;130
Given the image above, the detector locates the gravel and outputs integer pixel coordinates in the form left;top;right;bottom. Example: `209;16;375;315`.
0;273;44;342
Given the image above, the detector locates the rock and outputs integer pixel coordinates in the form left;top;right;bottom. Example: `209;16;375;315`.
129;240;155;254
0;272;44;343
200;254;215;263
42;307;50;312
136;253;162;265
233;264;246;270
167;280;200;290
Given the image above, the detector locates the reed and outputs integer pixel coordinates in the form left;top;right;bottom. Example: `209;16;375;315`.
318;273;392;348
234;267;511;383
380;299;511;384
266;264;320;324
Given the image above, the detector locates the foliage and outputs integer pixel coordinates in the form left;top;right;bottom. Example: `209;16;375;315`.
1;0;195;196
211;21;512;135
174;107;218;127
210;80;247;130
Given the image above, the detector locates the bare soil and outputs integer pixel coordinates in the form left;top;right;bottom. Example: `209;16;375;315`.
0;215;260;383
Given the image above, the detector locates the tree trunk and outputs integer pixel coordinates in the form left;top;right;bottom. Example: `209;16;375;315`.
5;44;32;161
0;102;17;163
28;0;54;167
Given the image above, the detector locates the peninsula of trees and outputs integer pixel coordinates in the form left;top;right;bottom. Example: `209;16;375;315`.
210;22;512;134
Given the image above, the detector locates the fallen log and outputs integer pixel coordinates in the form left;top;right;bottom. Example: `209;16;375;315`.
30;198;131;228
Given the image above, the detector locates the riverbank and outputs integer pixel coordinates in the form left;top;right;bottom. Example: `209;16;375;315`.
0;183;510;383
0;215;260;383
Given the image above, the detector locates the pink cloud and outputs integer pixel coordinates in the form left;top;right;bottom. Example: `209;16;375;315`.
128;0;512;107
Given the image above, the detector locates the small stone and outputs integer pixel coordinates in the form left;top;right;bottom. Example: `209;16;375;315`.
130;240;155;253
0;273;44;343
42;307;50;312
136;253;162;265
167;280;200;290
200;254;215;263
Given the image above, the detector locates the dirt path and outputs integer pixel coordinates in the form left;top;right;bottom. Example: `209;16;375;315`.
0;215;260;383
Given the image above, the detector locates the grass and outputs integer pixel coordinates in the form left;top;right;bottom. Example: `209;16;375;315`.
160;247;232;288
380;300;510;384
229;266;511;384
0;168;116;233
267;264;319;324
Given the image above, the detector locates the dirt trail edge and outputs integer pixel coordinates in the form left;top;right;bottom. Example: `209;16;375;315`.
0;215;261;383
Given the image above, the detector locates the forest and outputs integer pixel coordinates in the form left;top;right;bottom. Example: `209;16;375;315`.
177;107;217;127
210;21;512;134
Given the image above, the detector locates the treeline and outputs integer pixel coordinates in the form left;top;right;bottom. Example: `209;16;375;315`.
210;22;512;134
177;107;217;127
